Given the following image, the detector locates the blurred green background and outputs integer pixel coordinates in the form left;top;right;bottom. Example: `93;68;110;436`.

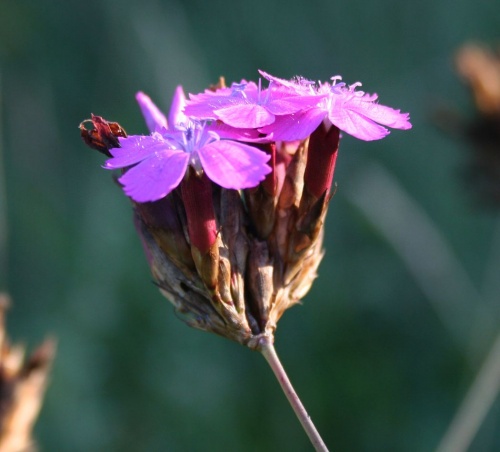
1;0;499;450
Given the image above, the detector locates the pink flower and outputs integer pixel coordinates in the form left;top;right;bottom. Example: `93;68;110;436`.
104;87;271;203
186;70;411;142
184;79;324;129
258;71;412;141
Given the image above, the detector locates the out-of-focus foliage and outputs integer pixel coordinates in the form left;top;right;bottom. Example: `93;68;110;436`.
1;0;499;450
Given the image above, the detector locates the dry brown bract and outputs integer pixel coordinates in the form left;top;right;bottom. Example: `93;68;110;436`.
0;294;55;452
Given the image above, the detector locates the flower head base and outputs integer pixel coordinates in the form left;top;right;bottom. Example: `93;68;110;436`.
134;132;334;347
81;69;411;347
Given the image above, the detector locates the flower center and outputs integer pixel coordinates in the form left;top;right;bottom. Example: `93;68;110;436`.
165;121;220;174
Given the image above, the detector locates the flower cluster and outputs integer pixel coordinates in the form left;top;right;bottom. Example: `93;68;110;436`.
105;88;272;203
185;70;411;143
104;71;411;204
81;70;411;347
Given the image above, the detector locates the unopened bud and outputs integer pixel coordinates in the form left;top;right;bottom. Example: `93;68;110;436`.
304;122;339;200
79;114;127;156
284;123;339;285
181;170;219;291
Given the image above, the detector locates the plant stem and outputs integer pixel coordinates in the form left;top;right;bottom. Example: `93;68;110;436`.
259;336;329;452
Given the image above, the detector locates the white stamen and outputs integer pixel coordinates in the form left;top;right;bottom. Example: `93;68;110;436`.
349;82;363;91
330;75;343;85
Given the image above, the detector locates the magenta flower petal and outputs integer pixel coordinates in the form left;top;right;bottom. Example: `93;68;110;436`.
198;141;271;189
103;74;412;204
183;94;237;119
181;100;219;119
258;70;297;87
104;134;178;169
345;96;412;129
207;122;271;143
258;70;313;93
118;150;189;203
214;103;275;128
136;92;168;133
265;93;325;115
328;108;390;141
185;80;312;128
184;81;260;119
259;108;327;141
168;85;188;128
258;69;315;87
258;70;412;141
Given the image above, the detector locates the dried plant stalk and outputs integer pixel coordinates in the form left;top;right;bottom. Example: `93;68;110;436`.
0;294;55;452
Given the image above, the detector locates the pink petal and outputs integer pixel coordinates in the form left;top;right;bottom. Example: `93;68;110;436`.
118;150;189;202
258;70;310;91
259;108;326;141
168;85;188;128
183;96;238;119
184;81;259;119
207;122;270;143
214;104;275;128
198;141;271;189
104;135;176;169
136;92;168;133
328;108;390;141
186;80;257;103
346;97;412;129
266;94;324;115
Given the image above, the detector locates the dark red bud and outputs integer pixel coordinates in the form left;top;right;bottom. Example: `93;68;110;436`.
260;142;277;196
80;114;127;156
181;169;217;254
304;123;340;199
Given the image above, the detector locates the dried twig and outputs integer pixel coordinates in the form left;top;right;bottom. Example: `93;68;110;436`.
0;294;56;452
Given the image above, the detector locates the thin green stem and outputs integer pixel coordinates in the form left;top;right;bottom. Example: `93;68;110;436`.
259;336;329;452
